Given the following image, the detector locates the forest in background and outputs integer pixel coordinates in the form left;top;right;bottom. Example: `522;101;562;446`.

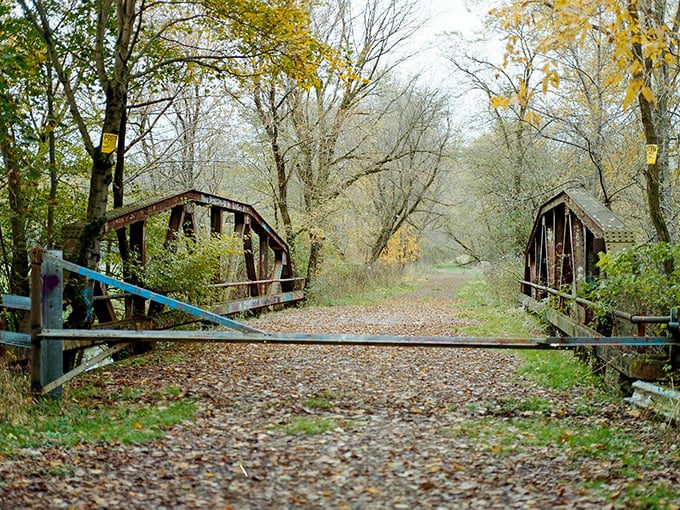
1;0;679;308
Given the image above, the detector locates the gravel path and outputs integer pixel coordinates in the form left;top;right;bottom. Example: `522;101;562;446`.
1;269;678;509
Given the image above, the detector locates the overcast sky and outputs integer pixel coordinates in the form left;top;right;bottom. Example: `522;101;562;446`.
399;0;489;89
427;0;486;36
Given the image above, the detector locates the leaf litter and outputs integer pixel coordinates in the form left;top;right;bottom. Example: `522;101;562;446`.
1;269;679;509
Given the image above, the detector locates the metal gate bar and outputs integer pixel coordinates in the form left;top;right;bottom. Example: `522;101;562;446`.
44;252;264;334
26;250;680;398
40;328;679;348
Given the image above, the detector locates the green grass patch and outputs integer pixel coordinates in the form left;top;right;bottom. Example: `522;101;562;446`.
516;350;603;390
446;415;649;463
41;462;76;477
453;275;543;338
302;390;344;410
434;261;468;271
495;396;555;414
620;483;680;510
303;397;332;409
281;416;337;435
115;386;144;401
0;385;197;455
454;275;606;393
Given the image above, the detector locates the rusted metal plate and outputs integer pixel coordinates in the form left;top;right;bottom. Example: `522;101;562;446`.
103;189;290;253
60;189;302;334
533;188;635;242
523;189;635;290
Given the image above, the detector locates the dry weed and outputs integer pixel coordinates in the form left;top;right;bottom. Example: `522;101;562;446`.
0;358;31;426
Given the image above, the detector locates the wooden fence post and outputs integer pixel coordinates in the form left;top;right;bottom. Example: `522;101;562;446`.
29;248;43;394
41;250;64;398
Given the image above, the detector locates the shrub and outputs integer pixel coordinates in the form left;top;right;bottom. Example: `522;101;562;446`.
378;226;422;266
306;261;415;306
588;243;680;317
134;232;242;307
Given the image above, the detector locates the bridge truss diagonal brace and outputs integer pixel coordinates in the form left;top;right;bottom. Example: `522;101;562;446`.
43;252;264;334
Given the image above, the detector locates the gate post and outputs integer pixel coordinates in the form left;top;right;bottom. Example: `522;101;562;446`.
29;248;64;397
29;248;43;394
41;250;63;398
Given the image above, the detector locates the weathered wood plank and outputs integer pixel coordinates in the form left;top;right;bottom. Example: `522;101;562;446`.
0;294;31;310
0;331;31;348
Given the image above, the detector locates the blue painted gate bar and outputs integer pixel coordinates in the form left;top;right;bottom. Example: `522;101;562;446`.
43;252;264;334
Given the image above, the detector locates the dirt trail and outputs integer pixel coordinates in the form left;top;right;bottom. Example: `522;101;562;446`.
1;268;678;509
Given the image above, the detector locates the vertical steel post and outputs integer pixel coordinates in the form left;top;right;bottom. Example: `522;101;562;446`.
41;250;63;397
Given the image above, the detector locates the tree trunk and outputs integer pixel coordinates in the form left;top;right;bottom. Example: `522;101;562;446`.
46;64;58;246
254;82;295;246
630;1;672;244
637;95;671;244
113;92;131;277
369;227;393;264
67;84;125;326
77;151;115;268
305;232;323;289
0;124;30;297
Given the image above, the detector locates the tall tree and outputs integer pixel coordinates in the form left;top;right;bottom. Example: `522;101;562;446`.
252;0;423;283
363;83;453;263
0;3;53;297
18;0;322;271
490;0;680;243
445;23;564;260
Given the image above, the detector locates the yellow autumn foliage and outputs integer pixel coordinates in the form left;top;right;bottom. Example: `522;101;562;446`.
379;226;422;267
205;0;332;88
489;0;673;111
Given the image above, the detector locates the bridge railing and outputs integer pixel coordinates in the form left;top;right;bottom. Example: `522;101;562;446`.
519;279;674;334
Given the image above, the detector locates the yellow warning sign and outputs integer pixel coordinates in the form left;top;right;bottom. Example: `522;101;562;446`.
646;144;658;165
101;133;118;154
